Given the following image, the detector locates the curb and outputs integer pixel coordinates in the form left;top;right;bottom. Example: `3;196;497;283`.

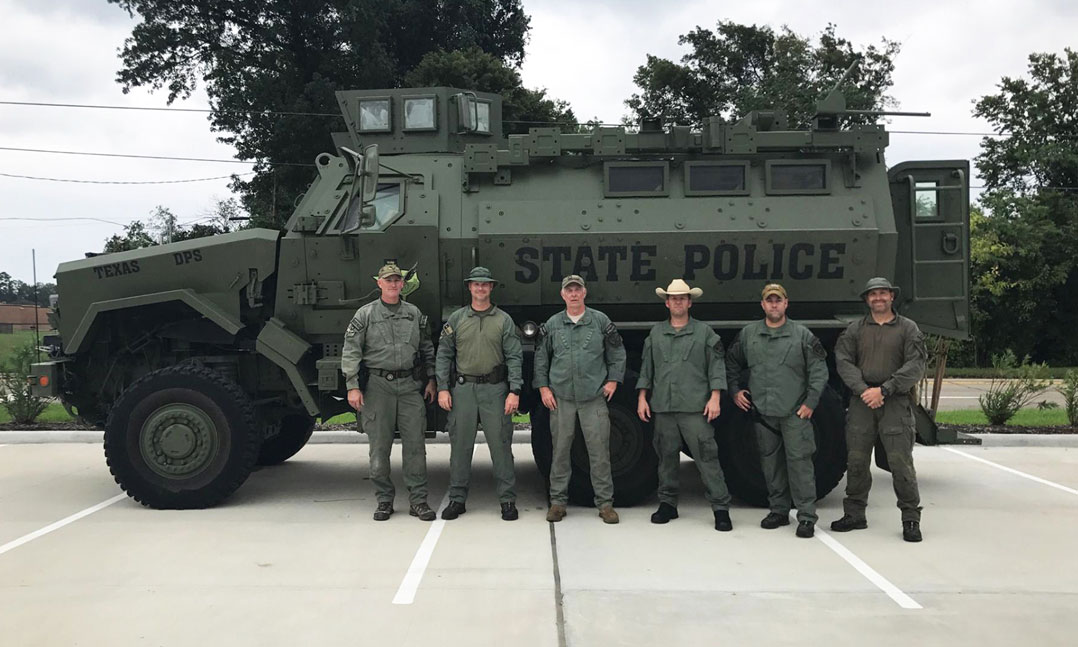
0;429;532;445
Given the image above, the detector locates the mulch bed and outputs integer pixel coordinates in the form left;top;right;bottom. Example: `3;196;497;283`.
939;424;1076;435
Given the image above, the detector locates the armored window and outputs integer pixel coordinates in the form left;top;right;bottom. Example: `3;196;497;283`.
914;181;940;219
684;162;750;196
475;101;491;134
357;98;392;133
340;182;404;232
604;162;669;197
765;160;830;195
403;96;437;131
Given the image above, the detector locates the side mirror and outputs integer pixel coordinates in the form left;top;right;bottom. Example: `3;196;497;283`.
360;144;379;203
455;92;478;133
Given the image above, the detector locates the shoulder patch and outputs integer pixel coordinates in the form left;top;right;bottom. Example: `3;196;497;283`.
441;323;454;337
603;321;623;348
346;317;364;338
713;339;724;353
537;323;548;341
810;335;827;359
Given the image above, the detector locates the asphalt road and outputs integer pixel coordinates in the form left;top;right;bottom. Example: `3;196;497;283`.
2;442;1078;646
922;379;1065;411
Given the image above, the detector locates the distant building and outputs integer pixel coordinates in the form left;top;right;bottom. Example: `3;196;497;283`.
0;304;53;333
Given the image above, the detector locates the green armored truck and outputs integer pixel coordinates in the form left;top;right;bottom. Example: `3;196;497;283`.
31;84;969;509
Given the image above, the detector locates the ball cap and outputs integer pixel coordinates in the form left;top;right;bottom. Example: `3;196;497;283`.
375;263;403;279
656;278;703;299
860;277;900;300
761;283;787;299
464;266;496;283
561;274;586;289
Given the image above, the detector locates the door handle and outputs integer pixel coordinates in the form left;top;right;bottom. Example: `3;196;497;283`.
941;232;959;255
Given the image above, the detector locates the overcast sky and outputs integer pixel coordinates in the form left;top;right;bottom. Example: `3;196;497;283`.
0;0;1074;282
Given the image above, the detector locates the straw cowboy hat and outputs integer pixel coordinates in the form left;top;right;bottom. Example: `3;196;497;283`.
655;278;703;299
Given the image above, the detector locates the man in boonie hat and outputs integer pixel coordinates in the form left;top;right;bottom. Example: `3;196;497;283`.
341;262;438;522
435;267;523;521
637;279;734;531
831;277;927;542
725;283;828;538
534;274;626;524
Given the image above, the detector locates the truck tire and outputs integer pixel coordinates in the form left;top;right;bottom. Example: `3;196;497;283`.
257;412;316;466
529;393;658;507
714;385;847;507
104;363;260;509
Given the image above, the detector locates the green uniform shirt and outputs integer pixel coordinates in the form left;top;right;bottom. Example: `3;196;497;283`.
533;308;626;402
636;318;726;413
835;313;927;396
435;305;523;391
725;319;828;417
341;299;435;390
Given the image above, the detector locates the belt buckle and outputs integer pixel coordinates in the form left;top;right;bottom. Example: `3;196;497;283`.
386;372;395;381
457;375;465;385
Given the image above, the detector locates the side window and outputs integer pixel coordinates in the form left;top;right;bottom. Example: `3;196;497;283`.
341;182;403;232
684;162;750;196
765;160;830;195
604;162;669;197
914;181;940;219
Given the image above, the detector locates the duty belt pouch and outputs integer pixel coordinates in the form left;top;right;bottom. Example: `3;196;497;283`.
489;364;507;383
357;363;370;391
411;353;426;382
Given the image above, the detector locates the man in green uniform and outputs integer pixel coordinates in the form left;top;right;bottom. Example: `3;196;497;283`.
636;279;733;531
342;263;438;522
831;277;927;542
436;267;524;521
726;284;828;538
534;275;627;524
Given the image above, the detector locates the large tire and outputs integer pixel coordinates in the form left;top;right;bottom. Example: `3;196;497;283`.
714;385;847;507
104;363;260;509
529;390;658;507
257;412;316;466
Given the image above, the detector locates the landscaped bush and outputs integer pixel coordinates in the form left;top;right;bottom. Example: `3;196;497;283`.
1060;369;1078;428
0;341;49;425
978;350;1051;426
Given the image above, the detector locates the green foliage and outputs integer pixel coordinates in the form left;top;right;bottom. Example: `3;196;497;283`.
0;272;57;306
108;0;531;229
404;47;576;134
978;351;1051;425
625;22;899;127
935;408;1069;427
970;48;1078;366
1060;370;1078;427
103;220;156;253
103;203;236;252
0;342;49;425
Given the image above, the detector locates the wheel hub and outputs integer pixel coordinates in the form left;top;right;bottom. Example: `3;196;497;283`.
140;404;219;479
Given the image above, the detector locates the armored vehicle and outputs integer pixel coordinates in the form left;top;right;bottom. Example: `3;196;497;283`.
31;84;969;509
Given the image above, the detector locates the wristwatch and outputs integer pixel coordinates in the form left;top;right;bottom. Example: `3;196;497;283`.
510;388;521;395
880;384;891;397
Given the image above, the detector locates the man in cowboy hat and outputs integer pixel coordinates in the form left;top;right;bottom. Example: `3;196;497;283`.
725;283;828;538
435;267;523;521
831;277;927;542
342;263;438;522
637;279;734;531
534;275;626;524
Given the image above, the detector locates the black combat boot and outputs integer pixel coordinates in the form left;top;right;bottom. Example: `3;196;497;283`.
760;512;790;529
903;520;923;543
830;515;868;532
441;501;466;520
714;510;732;532
500;501;519;521
372;501;393;521
796;521;815;538
409;502;436;521
650;502;679;524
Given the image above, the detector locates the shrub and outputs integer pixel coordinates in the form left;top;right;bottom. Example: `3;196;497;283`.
0;342;49;425
1060;369;1078;428
978;350;1050;426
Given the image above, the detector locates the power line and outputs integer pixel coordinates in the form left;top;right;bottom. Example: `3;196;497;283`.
0;171;252;185
0;100;343;119
0;145;311;167
0;216;127;226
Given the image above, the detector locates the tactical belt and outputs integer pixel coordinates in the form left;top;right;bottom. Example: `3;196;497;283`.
369;367;414;381
748;401;784;436
455;364;507;385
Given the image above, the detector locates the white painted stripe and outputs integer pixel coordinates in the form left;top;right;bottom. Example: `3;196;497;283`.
793;512;922;609
943;447;1078;496
392;490;452;605
0;493;126;557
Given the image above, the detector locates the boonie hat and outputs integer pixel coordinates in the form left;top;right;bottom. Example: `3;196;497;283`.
374;263;403;280
655;278;703;299
860;277;900;300
561;275;586;289
761;283;787;299
465;266;496;283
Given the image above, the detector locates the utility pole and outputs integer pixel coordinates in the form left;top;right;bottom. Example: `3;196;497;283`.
32;249;40;362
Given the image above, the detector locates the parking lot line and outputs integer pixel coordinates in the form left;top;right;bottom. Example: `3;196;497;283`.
391;491;451;605
943;447;1078;496
0;493;126;557
793;512;923;609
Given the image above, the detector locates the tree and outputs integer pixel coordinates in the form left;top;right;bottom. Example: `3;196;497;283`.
108;0;531;229
971;49;1078;365
403;47;576;134
103;220;157;253
625;22;900;127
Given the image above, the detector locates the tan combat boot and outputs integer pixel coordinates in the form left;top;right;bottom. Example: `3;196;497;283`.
598;505;619;524
546;504;567;522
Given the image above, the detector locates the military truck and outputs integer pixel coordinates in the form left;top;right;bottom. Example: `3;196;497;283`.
31;83;969;509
